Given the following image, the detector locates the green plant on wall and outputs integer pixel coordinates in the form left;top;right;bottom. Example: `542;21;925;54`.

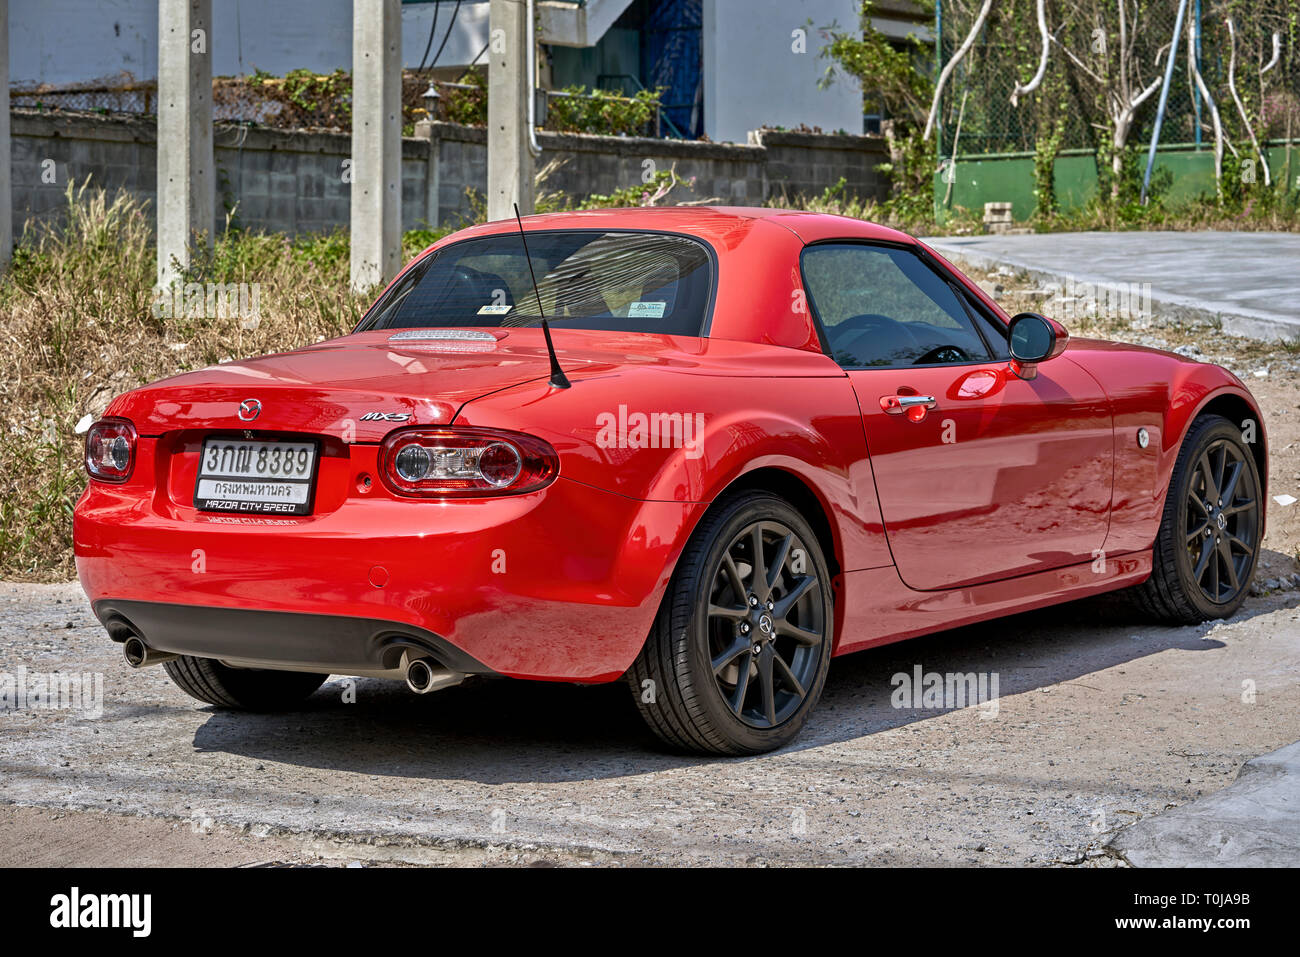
440;71;488;127
545;86;663;137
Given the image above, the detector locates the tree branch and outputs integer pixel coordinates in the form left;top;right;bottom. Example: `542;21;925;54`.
923;0;996;142
1187;17;1227;192
1050;34;1105;86
1225;17;1271;186
1261;32;1282;74
1011;0;1050;106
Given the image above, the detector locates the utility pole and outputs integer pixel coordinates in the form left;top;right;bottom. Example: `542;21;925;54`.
156;0;214;289
0;0;11;272
350;0;402;293
487;0;535;221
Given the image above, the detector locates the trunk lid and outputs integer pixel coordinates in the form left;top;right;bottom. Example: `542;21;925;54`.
108;329;562;440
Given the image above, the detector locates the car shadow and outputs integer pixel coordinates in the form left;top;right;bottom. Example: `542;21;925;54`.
190;589;1297;784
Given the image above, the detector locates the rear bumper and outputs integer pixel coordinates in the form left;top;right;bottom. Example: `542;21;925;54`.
76;472;701;682
92;600;493;676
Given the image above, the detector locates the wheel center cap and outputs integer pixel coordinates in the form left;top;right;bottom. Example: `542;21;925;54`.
1216;512;1228;531
757;614;774;638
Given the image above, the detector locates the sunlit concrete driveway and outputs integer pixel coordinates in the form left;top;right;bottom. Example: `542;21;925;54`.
924;231;1300;340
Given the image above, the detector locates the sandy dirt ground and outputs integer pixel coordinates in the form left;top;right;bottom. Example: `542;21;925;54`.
3;284;1300;868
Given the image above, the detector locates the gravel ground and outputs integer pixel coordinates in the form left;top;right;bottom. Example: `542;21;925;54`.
4;289;1300;868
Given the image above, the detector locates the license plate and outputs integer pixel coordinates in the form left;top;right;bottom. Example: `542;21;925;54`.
194;438;319;516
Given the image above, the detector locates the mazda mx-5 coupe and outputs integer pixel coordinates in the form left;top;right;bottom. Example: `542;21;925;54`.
75;207;1266;754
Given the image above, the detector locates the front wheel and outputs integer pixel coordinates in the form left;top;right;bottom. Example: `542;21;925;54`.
1128;414;1263;623
627;492;834;755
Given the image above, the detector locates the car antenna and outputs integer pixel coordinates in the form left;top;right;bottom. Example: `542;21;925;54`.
513;203;571;390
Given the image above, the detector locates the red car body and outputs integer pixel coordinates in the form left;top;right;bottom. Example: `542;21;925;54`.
75;208;1266;692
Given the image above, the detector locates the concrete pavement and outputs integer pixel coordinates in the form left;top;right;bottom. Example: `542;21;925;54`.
923;231;1300;340
1107;741;1300;867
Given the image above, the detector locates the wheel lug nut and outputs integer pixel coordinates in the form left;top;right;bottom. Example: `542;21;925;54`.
749;596;758;606
752;643;761;655
741;623;750;633
765;600;774;611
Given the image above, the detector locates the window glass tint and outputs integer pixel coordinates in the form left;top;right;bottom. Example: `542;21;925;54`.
360;231;712;337
801;244;994;368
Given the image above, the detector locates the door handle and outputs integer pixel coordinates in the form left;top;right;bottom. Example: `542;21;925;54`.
880;394;938;422
880;394;938;415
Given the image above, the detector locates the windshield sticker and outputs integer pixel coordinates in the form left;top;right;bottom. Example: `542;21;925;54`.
477;304;513;316
628;301;667;319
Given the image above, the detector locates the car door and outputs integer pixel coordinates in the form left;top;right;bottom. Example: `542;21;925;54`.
800;242;1113;591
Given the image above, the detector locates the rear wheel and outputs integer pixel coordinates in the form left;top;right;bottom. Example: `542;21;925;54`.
1128;414;1262;623
627;492;833;755
164;656;328;710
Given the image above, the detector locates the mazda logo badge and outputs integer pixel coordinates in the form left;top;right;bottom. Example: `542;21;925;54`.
237;398;262;422
758;615;774;637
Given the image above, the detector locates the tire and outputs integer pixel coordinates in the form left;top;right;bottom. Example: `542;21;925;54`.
1127;414;1263;624
627;492;834;755
163;656;328;710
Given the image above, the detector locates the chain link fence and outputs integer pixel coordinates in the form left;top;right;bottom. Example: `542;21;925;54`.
937;0;1300;159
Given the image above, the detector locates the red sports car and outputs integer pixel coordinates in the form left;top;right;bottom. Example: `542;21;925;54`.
75;207;1266;754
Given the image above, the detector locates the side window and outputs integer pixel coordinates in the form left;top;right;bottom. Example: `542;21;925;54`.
801;244;994;369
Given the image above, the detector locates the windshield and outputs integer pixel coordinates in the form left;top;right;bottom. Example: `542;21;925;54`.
359;230;714;336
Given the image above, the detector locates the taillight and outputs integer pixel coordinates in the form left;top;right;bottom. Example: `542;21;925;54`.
85;418;137;483
379;427;559;497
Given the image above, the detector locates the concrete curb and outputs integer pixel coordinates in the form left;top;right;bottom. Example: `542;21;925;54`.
1106;741;1300;867
922;236;1300;342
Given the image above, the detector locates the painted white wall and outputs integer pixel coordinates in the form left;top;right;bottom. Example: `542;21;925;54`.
7;0;494;88
702;0;862;143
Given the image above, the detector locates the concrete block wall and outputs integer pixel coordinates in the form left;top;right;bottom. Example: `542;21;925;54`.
7;108;889;240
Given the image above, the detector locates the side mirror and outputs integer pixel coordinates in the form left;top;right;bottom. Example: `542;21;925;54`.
1007;313;1069;379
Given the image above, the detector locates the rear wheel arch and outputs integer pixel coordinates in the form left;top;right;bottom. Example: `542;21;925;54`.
695;467;843;583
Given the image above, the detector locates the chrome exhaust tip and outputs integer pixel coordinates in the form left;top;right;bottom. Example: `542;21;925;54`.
403;655;466;695
122;635;178;669
405;657;437;694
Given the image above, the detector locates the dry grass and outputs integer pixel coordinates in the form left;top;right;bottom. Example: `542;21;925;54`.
0;181;378;580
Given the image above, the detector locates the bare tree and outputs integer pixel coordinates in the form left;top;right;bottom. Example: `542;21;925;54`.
1225;18;1270;186
1049;0;1168;198
1187;15;1230;195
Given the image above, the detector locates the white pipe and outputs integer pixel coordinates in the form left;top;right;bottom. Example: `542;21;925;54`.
526;0;542;158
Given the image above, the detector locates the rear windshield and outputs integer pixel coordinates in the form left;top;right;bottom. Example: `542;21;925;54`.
357;230;714;336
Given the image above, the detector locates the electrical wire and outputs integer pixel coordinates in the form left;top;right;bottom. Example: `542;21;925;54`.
416;1;441;73
429;0;463;70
